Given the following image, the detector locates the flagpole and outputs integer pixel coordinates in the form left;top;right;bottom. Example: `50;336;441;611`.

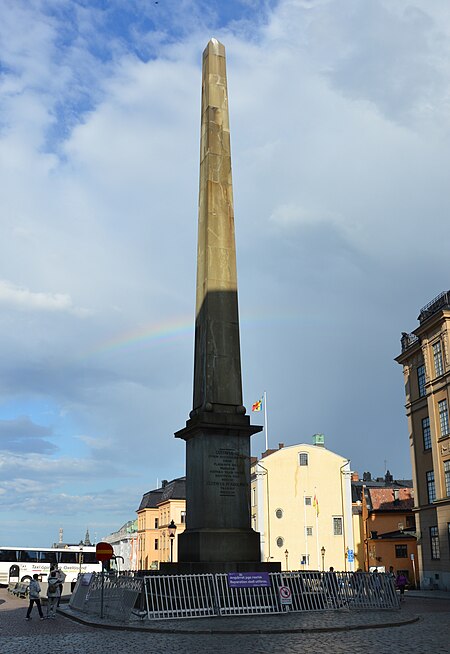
304;491;308;570
263;390;268;451
315;489;320;570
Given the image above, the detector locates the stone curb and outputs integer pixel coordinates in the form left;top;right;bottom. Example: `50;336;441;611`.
57;608;420;635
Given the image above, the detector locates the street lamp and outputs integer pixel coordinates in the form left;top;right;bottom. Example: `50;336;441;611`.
168;520;177;562
284;549;289;570
321;546;326;572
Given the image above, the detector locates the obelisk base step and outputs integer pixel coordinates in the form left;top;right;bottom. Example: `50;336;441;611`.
159;560;281;574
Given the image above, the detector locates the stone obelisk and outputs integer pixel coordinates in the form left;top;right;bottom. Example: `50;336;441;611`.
174;39;265;572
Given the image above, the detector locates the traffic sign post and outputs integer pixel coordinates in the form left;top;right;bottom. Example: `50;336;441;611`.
95;542;114;619
95;542;114;562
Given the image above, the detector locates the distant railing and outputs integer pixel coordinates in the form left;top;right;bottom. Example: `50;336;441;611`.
70;572;143;621
143;571;399;621
418;290;450;323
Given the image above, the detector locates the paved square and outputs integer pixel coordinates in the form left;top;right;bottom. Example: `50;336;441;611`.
1;588;449;653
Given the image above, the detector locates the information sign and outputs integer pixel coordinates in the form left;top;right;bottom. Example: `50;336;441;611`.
227;572;271;588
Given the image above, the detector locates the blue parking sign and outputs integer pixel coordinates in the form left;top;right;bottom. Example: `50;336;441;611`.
347;549;354;563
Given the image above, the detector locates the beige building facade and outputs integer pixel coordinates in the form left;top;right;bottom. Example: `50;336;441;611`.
251;438;354;571
136;478;186;570
396;290;450;590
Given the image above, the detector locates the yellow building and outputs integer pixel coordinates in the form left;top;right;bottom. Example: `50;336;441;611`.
251;436;354;571
396;290;450;590
136;477;186;570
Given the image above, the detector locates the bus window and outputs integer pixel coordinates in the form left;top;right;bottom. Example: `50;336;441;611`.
19;551;38;563
82;552;98;564
0;550;19;562
38;551;57;565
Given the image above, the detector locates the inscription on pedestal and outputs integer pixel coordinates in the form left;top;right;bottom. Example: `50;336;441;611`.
207;447;247;497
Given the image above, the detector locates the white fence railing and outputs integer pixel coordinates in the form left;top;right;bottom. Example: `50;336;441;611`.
144;571;399;621
70;573;143;621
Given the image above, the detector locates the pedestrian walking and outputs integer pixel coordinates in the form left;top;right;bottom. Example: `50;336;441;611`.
396;572;408;601
25;574;45;620
46;570;60;618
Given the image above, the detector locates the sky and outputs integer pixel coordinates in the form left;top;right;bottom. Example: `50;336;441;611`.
1;0;450;547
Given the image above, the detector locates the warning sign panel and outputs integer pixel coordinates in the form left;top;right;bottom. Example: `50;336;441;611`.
278;585;292;605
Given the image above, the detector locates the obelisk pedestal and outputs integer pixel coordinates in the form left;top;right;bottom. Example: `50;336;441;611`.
167;39;277;573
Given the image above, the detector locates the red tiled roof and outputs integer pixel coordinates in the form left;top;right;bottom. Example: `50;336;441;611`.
368;487;414;511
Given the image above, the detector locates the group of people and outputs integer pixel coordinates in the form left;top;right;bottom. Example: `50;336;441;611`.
25;566;66;620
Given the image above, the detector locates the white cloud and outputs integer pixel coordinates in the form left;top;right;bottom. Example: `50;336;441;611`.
0;279;84;314
0;0;448;544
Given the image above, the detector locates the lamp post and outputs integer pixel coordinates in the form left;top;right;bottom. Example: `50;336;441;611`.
168;519;177;562
321;546;326;572
284;549;289;570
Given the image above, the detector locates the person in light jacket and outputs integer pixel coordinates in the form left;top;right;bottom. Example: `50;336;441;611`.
26;574;45;620
46;570;60;618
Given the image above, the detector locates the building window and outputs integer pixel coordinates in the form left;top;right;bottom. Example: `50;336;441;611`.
426;470;436;503
299;453;308;466
395;545;408;558
301;554;310;566
305;497;312;506
444;461;450;497
154;539;159;551
417;364;426;397
430;526;440;560
422;417;431;450
333;517;343;536
438;399;449;437
181;511;186;524
252;487;256;506
306;526;313;536
433;341;444;377
276;537;284;548
406;515;416;529
275;508;283;519
154;518;159;529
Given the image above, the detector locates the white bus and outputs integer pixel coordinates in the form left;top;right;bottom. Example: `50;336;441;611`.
0;546;102;586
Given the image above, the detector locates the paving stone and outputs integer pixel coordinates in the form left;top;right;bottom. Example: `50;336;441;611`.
1;587;449;654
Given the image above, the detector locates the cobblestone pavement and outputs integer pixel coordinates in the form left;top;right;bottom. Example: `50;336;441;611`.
1;588;449;654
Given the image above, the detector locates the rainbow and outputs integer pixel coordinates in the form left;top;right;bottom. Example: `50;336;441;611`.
83;315;194;358
82;308;313;359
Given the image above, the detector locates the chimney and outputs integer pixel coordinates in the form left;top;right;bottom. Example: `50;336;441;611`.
278;442;284;449
363;471;372;482
161;479;168;488
351;472;360;482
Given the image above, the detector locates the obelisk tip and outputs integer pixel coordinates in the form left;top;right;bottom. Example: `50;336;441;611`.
203;38;225;58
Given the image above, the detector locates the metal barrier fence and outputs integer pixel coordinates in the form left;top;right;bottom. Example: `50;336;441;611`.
70;573;143;621
144;571;399;620
144;574;217;619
